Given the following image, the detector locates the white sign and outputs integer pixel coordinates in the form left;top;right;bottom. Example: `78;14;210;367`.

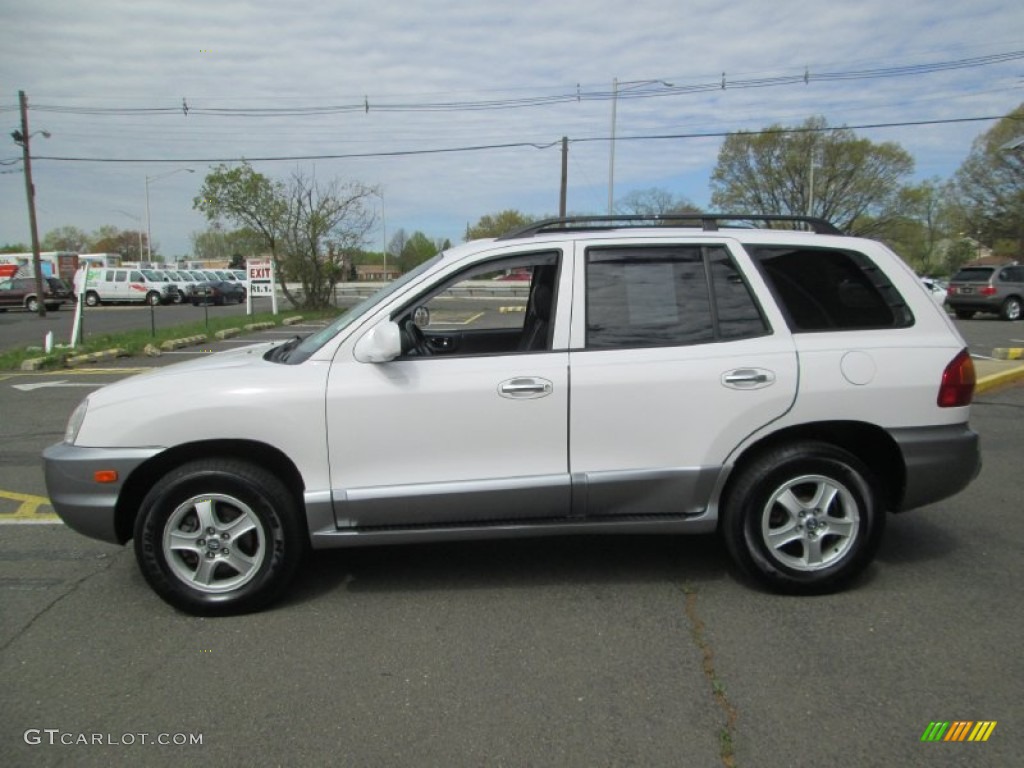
246;259;278;314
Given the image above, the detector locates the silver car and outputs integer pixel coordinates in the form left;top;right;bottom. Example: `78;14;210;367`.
946;263;1024;321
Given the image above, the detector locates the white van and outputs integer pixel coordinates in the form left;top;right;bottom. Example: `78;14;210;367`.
79;268;179;306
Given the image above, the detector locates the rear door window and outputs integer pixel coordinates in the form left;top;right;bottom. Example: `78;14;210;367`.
585;245;767;350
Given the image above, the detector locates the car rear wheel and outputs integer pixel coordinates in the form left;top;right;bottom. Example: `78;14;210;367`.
1000;297;1022;321
134;459;306;615
25;296;40;313
720;441;884;594
84;291;101;307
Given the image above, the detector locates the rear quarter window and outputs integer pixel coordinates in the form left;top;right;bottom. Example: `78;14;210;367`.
750;246;913;332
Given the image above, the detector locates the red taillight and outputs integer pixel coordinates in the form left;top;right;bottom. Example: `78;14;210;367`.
938;349;975;408
979;286;997;296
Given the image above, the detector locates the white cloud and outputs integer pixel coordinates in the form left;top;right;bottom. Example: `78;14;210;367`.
2;0;1022;256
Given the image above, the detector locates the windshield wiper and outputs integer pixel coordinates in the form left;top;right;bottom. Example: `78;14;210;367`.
269;335;303;363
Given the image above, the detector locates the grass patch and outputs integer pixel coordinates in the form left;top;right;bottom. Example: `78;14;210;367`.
0;308;342;371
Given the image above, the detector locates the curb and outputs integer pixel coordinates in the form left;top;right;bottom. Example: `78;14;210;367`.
282;316;304;326
160;334;208;351
976;364;1024;394
65;348;128;367
992;347;1024;360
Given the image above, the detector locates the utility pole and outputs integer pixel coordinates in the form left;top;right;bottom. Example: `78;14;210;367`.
559;137;568;217
16;90;47;317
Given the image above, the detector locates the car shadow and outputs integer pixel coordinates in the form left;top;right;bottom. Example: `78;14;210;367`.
282;533;734;608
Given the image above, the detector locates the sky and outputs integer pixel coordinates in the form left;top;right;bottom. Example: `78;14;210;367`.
2;0;1023;260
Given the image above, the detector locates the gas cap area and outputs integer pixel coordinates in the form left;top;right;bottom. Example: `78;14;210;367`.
840;351;877;386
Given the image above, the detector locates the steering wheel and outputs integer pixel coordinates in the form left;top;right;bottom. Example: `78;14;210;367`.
403;319;433;356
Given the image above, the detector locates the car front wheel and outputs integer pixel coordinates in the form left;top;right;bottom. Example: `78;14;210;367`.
134;459;306;615
720;442;884;594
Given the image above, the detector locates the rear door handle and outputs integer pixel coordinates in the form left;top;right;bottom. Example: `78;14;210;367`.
498;377;553;399
722;368;775;389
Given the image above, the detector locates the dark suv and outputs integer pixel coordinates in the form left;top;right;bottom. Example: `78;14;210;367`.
946;263;1024;321
0;276;73;312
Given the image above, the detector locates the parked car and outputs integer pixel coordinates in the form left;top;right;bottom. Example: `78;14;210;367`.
946;263;1024;320
44;214;980;615
920;276;947;305
191;280;246;305
0;276;73;312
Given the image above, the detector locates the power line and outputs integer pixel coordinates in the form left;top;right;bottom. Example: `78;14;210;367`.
27;114;1017;164
15;49;1024;118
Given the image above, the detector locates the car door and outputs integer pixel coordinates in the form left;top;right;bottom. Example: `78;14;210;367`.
325;248;572;528
567;238;798;519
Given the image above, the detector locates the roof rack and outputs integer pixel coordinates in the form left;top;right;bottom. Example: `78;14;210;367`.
496;214;843;240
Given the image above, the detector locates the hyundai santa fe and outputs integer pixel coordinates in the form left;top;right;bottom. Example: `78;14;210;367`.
43;215;981;615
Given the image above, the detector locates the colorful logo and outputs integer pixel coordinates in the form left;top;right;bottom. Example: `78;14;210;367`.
921;721;997;742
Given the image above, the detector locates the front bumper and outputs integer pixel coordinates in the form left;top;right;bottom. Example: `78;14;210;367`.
42;442;162;544
889;424;981;512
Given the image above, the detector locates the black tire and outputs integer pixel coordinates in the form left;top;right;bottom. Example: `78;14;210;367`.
1000;296;1022;321
85;291;101;307
26;296;40;313
146;291;161;306
134;459;306;615
720;441;884;594
954;309;975;320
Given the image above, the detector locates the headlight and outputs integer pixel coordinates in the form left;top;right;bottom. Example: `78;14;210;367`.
64;398;90;444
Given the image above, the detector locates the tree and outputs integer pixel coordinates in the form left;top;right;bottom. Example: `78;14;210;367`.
710;116;914;236
615;187;700;216
951;104;1024;259
881;180;960;274
194;162;377;309
398;231;439;272
91;226;150;261
1;242;30;253
41;225;91;252
465;210;535;240
191;225;266;266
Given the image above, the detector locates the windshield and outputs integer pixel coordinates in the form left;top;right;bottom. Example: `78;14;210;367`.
282;254;443;365
141;270;162;281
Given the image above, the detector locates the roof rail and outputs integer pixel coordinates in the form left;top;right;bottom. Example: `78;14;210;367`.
496;214;843;240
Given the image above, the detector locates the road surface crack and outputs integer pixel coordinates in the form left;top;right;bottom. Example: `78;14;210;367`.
683;585;739;768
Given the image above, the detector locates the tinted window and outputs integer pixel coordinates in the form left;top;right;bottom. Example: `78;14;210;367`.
951;267;994;282
998;267;1024;282
585;246;766;350
751;246;912;332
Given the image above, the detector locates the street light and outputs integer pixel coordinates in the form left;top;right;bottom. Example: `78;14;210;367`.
607;78;674;214
371;187;387;277
145;168;194;261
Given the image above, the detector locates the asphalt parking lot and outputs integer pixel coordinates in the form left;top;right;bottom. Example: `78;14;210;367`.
0;319;1022;767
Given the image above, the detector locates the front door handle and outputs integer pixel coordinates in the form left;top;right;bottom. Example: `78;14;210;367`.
498;377;553;399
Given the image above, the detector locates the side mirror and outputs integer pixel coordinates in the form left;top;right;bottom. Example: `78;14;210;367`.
353;319;402;363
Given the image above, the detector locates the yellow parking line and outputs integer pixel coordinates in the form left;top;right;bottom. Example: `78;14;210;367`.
0;489;60;522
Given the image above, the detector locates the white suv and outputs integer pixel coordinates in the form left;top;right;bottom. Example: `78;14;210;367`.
44;215;981;615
